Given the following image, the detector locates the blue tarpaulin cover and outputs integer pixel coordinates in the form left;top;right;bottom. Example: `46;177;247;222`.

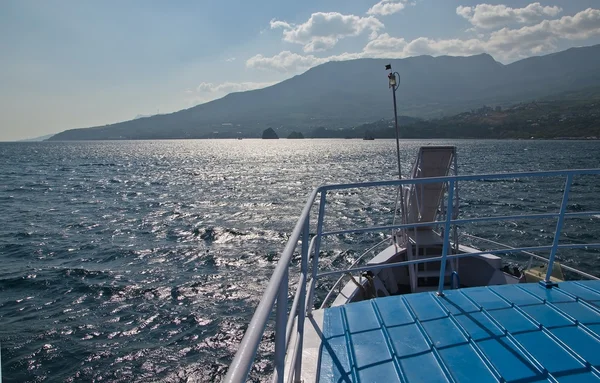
319;281;600;382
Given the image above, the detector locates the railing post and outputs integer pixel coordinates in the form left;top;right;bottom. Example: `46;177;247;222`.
307;191;327;314
543;174;573;288
453;153;459;254
450;271;460;289
437;180;455;296
294;217;310;382
274;268;288;383
526;254;534;270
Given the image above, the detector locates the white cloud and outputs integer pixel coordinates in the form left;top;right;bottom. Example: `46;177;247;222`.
246;50;366;72
270;12;384;52
247;7;600;72
364;34;486;58
246;35;486;73
388;8;600;60
405;37;488;57
246;51;328;72
196;81;277;93
363;33;408;56
457;2;562;29
548;7;600;39
367;0;408;16
399;8;600;59
484;8;600;57
225;57;236;62
270;19;292;29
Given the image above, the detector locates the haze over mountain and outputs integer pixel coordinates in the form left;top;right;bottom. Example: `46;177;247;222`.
17;134;56;142
49;44;600;141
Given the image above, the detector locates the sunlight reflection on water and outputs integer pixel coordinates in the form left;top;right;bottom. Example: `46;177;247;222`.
0;139;599;382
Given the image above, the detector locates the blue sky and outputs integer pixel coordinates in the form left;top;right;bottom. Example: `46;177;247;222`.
1;0;599;141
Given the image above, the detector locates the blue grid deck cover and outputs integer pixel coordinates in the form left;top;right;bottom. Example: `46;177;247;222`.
318;281;600;382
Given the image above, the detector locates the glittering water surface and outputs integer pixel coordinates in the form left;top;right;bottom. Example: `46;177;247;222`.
1;139;599;382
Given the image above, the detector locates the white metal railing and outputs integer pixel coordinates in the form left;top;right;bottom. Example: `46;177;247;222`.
461;233;600;281
319;236;393;310
223;169;600;383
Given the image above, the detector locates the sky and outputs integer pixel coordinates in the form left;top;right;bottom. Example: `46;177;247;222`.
1;0;600;141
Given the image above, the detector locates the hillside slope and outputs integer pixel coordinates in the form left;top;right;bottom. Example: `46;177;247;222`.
49;45;600;140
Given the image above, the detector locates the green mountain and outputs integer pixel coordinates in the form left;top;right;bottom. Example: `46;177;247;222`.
49;45;600;141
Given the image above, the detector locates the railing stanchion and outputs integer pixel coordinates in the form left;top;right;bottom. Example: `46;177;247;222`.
526;254;534;270
452;153;459;258
543;174;573;287
437;180;455;296
274;268;288;383
307;191;327;314
294;217;310;382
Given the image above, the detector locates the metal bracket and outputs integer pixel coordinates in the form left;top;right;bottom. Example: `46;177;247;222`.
539;280;558;289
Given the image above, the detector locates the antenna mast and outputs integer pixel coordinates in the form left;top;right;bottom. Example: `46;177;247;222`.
386;64;407;233
386;64;402;180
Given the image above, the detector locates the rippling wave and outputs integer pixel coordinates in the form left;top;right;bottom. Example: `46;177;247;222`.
1;139;599;382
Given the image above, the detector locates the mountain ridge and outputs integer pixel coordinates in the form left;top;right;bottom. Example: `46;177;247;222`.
49;44;600;140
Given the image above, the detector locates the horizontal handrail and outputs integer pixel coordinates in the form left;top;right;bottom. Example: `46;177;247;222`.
317;168;600;193
322;220;441;236
321;211;600;238
462;234;600;280
314;243;600;279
